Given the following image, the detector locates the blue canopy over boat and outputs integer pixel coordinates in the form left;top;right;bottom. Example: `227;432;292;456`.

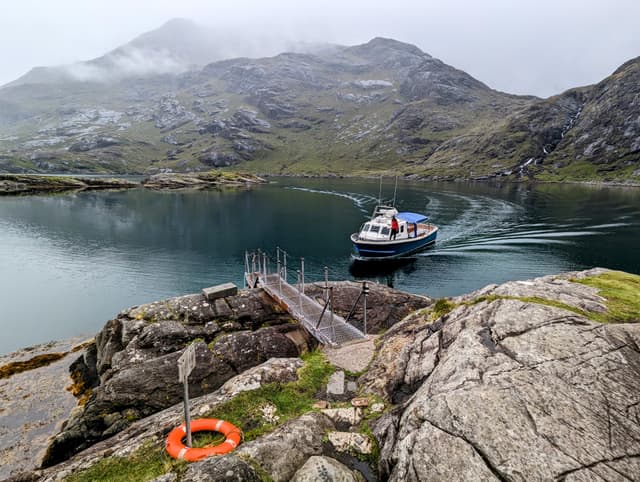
397;212;429;223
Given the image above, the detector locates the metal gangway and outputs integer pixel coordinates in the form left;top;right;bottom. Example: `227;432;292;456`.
244;248;367;347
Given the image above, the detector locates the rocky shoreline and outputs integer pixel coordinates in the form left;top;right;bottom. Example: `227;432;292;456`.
0;171;265;196
2;269;640;481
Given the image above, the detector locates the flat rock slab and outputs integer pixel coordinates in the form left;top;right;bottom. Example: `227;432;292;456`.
0;338;87;480
323;336;377;373
202;283;238;302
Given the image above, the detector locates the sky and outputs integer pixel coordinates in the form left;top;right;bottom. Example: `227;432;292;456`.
0;0;639;97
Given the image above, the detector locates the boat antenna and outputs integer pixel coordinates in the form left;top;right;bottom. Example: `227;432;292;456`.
378;175;382;206
392;176;398;207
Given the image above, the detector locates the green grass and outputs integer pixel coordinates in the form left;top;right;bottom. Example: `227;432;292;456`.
469;294;590;318
201;350;334;440
464;270;640;324
573;270;640;323
65;443;186;482
430;298;457;320
64;351;333;481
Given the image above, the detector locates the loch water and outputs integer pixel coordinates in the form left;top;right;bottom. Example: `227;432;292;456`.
1;177;639;355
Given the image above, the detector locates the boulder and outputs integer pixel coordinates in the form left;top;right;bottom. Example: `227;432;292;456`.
291;456;365;482
235;412;335;482
304;281;431;334
183;455;261;481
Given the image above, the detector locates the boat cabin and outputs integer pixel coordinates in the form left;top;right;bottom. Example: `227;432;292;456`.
356;206;430;242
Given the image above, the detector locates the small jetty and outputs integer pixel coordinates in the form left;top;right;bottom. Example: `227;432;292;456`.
244;249;367;347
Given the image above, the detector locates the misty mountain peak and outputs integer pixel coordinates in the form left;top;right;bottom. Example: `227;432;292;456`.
342;37;431;73
365;37;430;57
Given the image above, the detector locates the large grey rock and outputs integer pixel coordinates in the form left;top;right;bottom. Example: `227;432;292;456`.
291;455;364;482
304;281;432;334
236;412;335;482
365;271;640;481
183;454;261;481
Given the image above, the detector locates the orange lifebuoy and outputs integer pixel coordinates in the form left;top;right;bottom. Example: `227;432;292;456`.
166;418;242;461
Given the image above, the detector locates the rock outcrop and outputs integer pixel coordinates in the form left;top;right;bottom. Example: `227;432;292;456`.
6;268;640;482
141;171;265;189
41;287;311;467
363;268;640;480
0;174;137;195
305;281;431;334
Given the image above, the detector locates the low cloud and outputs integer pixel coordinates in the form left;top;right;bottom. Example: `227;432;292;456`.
61;46;189;82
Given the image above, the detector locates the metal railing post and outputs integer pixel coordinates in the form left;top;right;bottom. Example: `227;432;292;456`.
263;252;267;281
283;251;288;284
363;281;368;336
277;247;281;294
301;257;305;295
324;266;329;302
252;253;256;274
244;251;249;286
257;249;262;276
297;271;302;312
329;286;336;341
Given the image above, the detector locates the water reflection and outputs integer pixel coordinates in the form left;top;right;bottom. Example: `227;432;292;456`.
349;257;418;288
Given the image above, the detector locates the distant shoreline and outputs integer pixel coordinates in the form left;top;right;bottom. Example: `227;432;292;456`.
0;171;265;195
2;171;639;192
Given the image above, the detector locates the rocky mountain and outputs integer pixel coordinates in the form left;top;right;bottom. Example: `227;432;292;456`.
0;24;638;182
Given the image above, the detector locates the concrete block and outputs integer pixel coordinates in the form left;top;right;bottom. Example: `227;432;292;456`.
202;283;237;302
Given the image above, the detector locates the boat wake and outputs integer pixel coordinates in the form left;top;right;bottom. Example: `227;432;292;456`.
286;187;378;214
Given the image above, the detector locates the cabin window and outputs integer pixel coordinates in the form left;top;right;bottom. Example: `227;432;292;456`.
381;227;390;235
363;223;371;231
400;225;404;233
370;225;380;233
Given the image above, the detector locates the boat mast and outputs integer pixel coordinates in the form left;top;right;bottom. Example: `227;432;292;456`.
392;176;398;207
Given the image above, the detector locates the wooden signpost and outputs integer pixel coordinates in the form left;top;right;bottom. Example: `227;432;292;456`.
178;343;197;447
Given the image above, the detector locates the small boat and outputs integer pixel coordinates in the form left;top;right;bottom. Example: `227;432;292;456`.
350;205;438;260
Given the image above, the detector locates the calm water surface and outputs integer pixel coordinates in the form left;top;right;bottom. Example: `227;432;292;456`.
1;178;639;355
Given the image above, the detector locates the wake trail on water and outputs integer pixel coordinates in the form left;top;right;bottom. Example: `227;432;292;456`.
417;192;633;257
285;187;634;258
286;187;379;214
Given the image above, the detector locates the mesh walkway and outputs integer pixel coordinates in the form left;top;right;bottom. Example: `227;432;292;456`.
245;250;366;347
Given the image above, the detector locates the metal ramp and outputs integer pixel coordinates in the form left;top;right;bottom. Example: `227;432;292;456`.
244;249;366;347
